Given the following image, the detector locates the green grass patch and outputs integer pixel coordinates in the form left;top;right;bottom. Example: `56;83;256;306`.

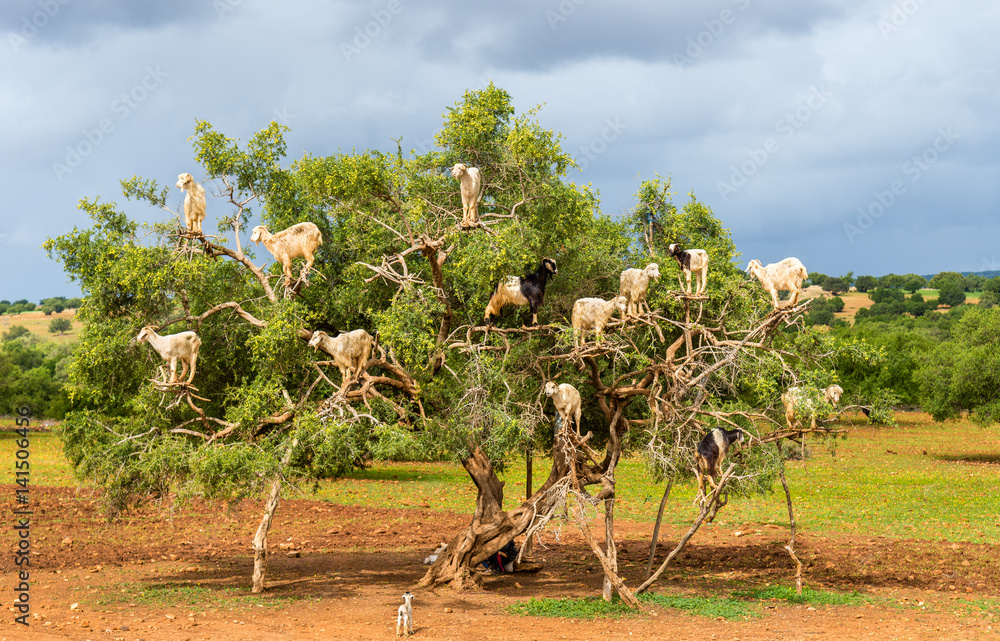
509;586;869;621
640;593;758;620
0;430;77;486
732;584;869;606
96;582;305;609
507;596;634;619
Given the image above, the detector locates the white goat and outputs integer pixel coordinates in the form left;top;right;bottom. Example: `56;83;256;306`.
136;326;201;384
619;263;660;317
308;329;373;385
746;257;808;308
544;381;582;434
176;173;206;235
451;163;483;226
782;384;844;431
250;222;323;286
667;244;710;295
571;295;627;346
396;591;414;637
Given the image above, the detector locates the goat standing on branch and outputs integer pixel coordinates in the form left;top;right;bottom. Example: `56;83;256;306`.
544;381;582;434
667;244;709;295
746;257;808;308
782;384;843;430
451;163;483;227
619;263;660;317
571;295;626;346
308;329;373;386
484;258;557;326
250;222;323;287
176;173;206;235
137;326;201;384
694;428;744;504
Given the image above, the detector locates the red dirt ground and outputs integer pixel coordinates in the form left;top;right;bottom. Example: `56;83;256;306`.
4;486;998;640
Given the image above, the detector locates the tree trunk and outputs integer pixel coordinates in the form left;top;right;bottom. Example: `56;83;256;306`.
250;439;297;594
644;478;673;580
776;444;803;595
419;437;574;588
602;496;617;601
524;447;533;557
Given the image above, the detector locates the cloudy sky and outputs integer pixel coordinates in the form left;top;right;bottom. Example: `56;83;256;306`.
2;0;997;302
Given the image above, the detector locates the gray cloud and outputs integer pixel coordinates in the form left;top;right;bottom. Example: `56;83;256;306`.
1;0;999;302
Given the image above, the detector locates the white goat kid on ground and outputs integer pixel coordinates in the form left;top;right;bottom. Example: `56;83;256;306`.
571;295;627;346
451;163;483;227
544;381;582;434
782;384;843;431
250;222;323;287
176;173;206;235
619;263;660;317
308;329;373;386
746;257;808;308
667;244;710;295
136;326;202;384
396;591;415;636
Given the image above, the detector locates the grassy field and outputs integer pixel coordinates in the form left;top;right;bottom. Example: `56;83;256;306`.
0;308;78;344
7;411;999;544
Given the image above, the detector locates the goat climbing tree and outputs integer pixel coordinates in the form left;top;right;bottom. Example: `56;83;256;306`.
46;84;892;599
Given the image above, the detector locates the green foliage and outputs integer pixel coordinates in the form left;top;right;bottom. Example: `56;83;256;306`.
804;296;845;327
915;306;1000;424
49;317;72;335
937;280;966;307
821;277;848;294
979;290;1000;308
928;271;965;290
869;287;904;304
854;275;877;292
903;274;927;293
3;325;31;341
0;333;72;418
807;272;828;286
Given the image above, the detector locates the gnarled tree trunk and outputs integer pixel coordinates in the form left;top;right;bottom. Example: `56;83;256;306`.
419;436;576;588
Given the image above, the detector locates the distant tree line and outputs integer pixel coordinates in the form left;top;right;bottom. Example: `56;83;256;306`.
0;324;72;418
800;270;1000;424
0;296;83;316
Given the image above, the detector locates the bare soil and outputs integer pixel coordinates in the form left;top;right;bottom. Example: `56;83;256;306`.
4;486;998;640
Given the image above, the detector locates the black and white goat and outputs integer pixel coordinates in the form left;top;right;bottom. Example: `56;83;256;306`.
667;243;710;295
694;427;744;503
483;258;558;326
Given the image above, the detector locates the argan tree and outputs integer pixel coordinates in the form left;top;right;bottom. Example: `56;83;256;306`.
46;84;889;600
